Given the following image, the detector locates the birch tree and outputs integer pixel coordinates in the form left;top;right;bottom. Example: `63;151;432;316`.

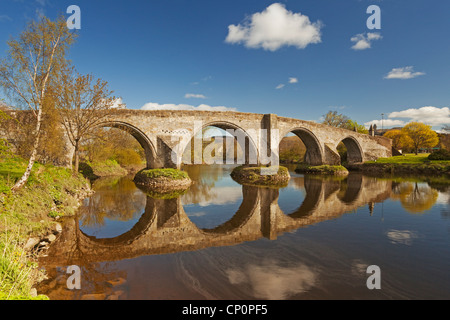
0;16;76;191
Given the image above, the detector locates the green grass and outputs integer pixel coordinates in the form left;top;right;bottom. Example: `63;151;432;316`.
295;164;349;175
230;165;290;187
1;159;90;233
0;229;48;300
367;153;450;164
87;159;128;177
356;153;450;176
0;146;92;299
136;168;190;180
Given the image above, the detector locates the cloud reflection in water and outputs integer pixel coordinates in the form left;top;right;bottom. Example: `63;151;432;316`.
226;260;317;299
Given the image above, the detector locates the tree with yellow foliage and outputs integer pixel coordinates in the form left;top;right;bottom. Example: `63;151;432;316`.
384;129;413;152
401;122;439;155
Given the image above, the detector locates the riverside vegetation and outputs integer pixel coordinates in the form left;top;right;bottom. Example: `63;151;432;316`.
347;152;450;176
0;140;92;299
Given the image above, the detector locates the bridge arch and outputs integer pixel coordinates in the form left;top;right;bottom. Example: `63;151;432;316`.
182;120;259;165
280;127;323;165
339;136;363;164
97;121;158;169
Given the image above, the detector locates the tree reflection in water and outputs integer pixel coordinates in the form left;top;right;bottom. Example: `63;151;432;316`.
391;181;439;213
79;176;147;237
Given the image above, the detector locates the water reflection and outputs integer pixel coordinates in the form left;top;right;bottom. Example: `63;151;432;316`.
225;261;317;300
385;229;419;245
79;176;147;238
37;166;450;300
391;181;438;213
41;173;395;267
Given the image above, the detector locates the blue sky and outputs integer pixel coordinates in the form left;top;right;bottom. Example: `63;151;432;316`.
1;0;449;130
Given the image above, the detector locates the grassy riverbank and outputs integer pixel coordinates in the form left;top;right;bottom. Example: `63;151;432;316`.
348;153;450;175
0;151;92;299
295;164;349;175
79;159;130;180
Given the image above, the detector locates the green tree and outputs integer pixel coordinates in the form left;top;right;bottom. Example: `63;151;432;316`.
401;122;439;155
322;111;367;133
345;119;368;134
322;111;350;128
0;16;77;191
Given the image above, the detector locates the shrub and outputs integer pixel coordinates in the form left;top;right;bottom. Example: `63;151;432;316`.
428;149;450;161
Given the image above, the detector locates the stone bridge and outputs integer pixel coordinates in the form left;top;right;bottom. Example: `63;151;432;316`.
1;109;392;167
96;110;391;168
39;174;392;268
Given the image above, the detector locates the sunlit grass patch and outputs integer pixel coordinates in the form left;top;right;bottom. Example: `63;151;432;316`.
0;227;48;300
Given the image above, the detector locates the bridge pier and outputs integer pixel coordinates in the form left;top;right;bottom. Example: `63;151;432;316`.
260;114;279;166
260;187;280;240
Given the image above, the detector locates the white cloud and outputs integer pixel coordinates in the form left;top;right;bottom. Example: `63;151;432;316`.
35;0;49;5
365;106;450;129
364;119;405;128
351;32;382;50
225;3;322;51
141;102;236;112
330;105;347;110
389;106;450;126
384;66;425;79
111;97;126;109
0;15;12;22
276;77;298;89
35;7;45;18
367;33;382;41
185;93;207;99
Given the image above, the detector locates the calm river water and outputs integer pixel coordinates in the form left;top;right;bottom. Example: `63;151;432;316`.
38;165;450;300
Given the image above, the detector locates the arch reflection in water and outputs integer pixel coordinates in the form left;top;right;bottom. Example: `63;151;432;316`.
78;176;147;239
40;173;392;269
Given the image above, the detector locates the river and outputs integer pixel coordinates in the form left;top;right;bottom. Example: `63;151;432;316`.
37;164;450;300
